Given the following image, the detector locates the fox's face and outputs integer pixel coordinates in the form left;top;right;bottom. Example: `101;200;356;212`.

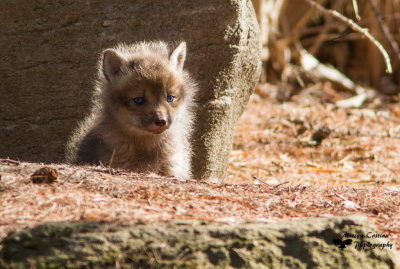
101;42;188;135
113;71;186;135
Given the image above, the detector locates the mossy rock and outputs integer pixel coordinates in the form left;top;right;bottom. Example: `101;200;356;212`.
1;216;398;268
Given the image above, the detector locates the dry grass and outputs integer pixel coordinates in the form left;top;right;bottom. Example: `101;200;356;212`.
1;87;400;249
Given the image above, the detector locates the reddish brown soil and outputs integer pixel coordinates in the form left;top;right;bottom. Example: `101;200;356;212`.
1;87;400;248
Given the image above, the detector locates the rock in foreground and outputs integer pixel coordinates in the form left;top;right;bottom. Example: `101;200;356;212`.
1;216;398;268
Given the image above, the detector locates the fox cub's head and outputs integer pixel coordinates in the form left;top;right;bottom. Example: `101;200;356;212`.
100;42;190;135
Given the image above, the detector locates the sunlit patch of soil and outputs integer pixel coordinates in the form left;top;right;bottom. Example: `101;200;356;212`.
1;87;400;250
226;88;400;247
227;90;400;186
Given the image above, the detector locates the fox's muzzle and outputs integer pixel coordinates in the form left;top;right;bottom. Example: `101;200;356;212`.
141;114;171;134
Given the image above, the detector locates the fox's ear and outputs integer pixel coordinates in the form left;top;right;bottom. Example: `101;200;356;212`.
102;49;125;81
170;42;186;71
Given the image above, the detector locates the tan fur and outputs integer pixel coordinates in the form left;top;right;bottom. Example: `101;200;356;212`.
66;41;197;180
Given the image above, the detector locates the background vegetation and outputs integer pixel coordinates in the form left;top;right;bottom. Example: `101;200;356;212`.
253;0;400;95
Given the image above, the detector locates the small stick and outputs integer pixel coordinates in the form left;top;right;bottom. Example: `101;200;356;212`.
366;0;400;62
272;181;289;190
253;176;270;188
304;0;392;73
334;193;361;209
109;149;116;175
352;0;361;21
0;158;20;165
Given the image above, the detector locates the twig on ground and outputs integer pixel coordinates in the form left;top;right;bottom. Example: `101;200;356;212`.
109;149;116;175
0;159;20;165
253;176;270;188
298;43;359;93
334;193;361;209
272;181;289;190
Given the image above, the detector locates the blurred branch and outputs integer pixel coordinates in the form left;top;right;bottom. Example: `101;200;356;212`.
304;0;393;74
366;0;400;62
279;6;317;47
310;0;345;55
352;0;361;21
298;42;370;108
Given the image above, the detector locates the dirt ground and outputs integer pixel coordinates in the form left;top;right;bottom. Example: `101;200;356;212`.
1;85;400;249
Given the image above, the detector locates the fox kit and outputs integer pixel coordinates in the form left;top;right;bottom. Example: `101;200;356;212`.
66;41;197;180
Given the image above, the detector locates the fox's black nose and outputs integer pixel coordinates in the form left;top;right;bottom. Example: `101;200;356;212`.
155;119;167;127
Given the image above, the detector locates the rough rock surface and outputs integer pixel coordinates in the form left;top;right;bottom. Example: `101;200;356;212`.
1;216;398;268
0;0;261;179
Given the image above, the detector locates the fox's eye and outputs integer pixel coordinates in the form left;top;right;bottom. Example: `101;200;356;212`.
167;95;175;103
133;97;145;105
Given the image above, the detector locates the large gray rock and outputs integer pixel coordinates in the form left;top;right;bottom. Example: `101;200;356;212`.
1;216;399;268
0;0;261;179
